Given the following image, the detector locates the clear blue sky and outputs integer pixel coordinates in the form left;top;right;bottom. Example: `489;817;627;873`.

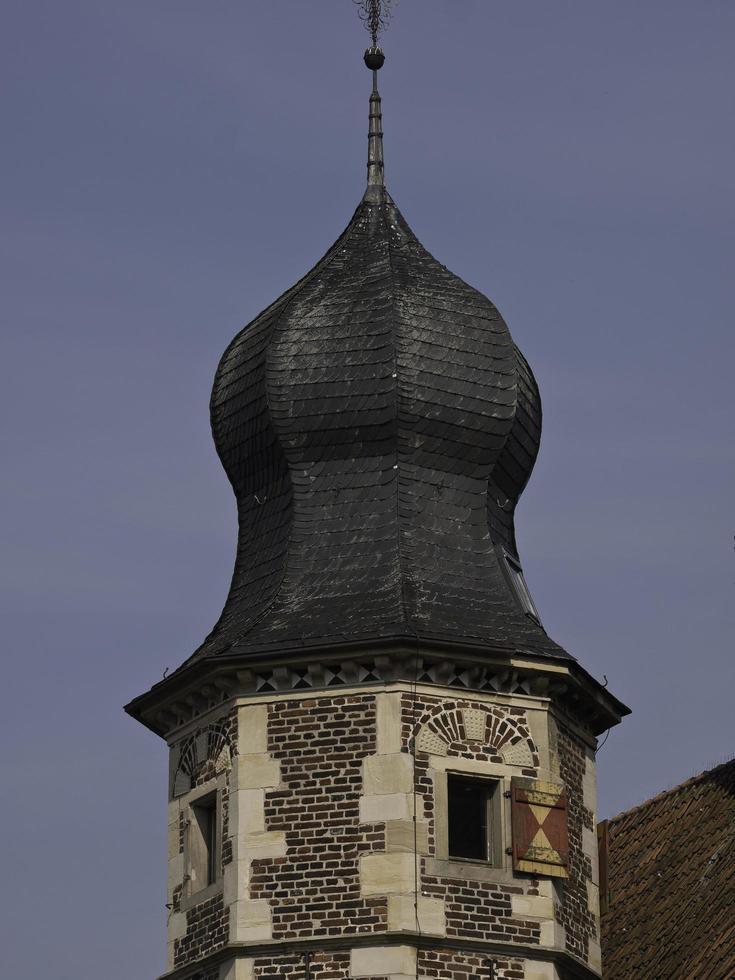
1;1;733;976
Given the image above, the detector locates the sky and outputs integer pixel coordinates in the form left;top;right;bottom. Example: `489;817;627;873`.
1;1;733;977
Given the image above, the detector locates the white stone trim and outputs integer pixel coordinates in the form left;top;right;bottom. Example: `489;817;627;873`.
219;959;254;980
350;945;417;977
227;704;285;943
387;894;446;934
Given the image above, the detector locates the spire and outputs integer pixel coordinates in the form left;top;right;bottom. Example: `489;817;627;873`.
356;1;392;203
364;50;385;199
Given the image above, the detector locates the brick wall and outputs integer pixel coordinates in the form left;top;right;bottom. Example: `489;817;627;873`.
421;949;526;979
166;688;599;977
556;723;596;963
250;695;387;939
174;892;227;965
422;876;541;945
226;949;527;979
252;951;353;978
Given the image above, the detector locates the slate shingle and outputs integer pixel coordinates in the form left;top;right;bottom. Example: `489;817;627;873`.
180;189;571;669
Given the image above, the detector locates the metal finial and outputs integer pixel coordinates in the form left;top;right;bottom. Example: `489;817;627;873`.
355;1;395;201
354;0;396;47
365;67;385;197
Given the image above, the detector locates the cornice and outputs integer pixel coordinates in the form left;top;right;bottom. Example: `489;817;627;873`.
125;638;628;741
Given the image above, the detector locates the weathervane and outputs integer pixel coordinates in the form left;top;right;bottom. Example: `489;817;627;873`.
354;0;394;198
354;0;396;48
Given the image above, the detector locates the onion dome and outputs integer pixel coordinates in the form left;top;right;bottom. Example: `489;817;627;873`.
190;60;570;666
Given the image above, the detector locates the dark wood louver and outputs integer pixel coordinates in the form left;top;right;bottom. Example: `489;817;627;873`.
511;778;569;878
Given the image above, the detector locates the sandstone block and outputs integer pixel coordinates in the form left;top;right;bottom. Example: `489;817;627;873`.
539;918;566;949
360;852;415;895
363;753;413;795
462;707;487;741
350;945;416;977
387;894;446;935
511;893;554;919
240;830;287;861
526;966;562;980
220;958;254;980
589;938;603;974
237;704;268;756
359;792;412;823
376;692;403;755
223;860;251;905
168;910;187;942
231;788;266;836
230;898;272;942
385;818;429;854
237;753;280;790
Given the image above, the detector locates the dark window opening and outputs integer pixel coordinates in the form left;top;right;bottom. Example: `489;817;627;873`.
190;794;218;889
448;774;500;863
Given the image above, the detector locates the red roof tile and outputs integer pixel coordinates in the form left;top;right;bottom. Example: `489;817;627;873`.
601;758;735;979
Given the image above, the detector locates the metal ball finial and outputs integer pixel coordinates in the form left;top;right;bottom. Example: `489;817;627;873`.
364;46;385;71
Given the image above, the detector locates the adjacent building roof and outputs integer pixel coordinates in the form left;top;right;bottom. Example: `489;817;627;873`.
180;68;572;671
601;757;735;979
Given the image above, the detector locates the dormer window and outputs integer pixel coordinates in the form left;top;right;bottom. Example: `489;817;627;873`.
503;551;541;623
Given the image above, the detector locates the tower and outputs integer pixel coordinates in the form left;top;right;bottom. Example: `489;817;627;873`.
126;12;628;980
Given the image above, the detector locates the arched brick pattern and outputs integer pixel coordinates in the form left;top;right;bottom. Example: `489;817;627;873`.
414;700;538;768
172;719;235;798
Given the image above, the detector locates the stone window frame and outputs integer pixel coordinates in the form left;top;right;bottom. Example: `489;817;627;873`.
429;758;520;885
179;774;226;911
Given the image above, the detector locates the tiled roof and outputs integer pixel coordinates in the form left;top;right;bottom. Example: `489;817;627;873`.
601;757;735;979
157;73;576;678
183;186;571;669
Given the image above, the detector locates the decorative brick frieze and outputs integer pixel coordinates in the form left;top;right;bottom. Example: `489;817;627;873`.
414;700;539;770
142;644;625;741
245;659;538;698
172;717;236;798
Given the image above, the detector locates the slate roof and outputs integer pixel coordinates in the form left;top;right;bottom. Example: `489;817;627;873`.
601;758;735;980
178;76;573;671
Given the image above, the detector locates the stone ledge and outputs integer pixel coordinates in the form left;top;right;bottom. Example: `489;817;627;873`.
155;934;602;980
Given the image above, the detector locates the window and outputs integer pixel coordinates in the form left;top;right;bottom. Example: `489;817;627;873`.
188;793;219;892
447;774;502;864
503;552;541;623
